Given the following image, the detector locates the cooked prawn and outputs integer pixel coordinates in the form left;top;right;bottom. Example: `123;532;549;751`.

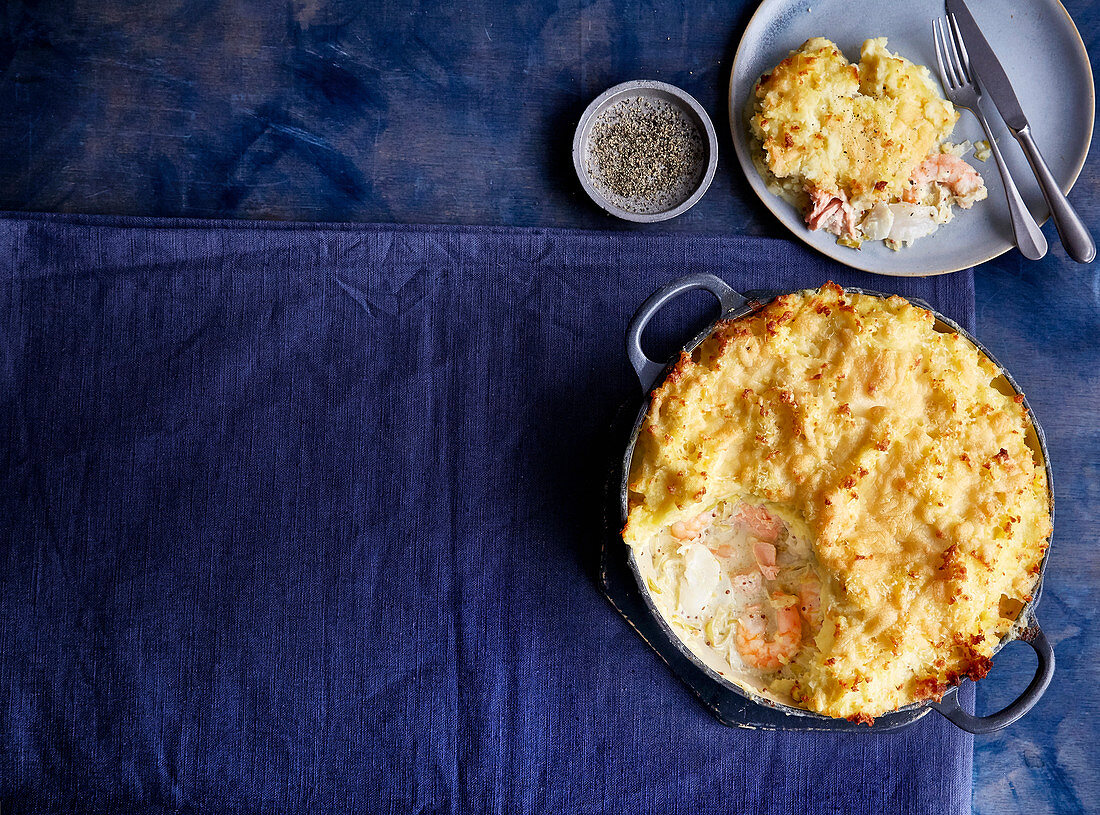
734;504;783;543
704;530;761;561
903;154;984;205
728;571;767;607
799;575;822;631
752;540;781;580
705;539;737;558
730;571;764;595
670;509;715;542
735;593;803;671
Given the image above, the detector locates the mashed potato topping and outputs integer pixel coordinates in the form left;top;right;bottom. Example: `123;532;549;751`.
750;38;987;249
623;284;1051;721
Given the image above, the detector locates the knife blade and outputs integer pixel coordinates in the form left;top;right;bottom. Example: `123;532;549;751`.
944;0;1028;131
946;0;1095;262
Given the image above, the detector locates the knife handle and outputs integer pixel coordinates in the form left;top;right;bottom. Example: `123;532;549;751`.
1014;126;1095;263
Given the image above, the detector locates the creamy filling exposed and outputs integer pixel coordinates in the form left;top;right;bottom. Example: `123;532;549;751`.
805;151;987;249
749;37;988;251
640;498;826;692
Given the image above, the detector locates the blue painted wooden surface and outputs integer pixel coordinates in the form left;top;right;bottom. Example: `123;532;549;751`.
0;1;1096;811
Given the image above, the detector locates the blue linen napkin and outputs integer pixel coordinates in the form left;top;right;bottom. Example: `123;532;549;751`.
0;214;975;814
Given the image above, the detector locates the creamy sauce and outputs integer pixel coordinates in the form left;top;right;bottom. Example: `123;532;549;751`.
638;498;822;699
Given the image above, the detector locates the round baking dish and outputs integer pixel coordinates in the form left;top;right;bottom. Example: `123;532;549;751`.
619;273;1055;734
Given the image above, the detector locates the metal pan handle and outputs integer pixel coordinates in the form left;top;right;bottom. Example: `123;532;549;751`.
625;274;746;393
931;623;1055;734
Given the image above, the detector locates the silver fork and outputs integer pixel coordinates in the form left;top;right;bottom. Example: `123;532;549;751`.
933;16;1047;260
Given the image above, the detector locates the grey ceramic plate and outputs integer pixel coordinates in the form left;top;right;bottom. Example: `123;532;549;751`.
729;0;1094;276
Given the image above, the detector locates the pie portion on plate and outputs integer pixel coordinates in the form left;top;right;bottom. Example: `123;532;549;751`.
749;37;988;250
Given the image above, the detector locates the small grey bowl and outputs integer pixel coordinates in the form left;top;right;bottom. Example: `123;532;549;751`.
573;80;719;223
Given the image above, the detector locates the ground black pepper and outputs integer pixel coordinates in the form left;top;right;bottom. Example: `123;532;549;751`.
586;95;704;214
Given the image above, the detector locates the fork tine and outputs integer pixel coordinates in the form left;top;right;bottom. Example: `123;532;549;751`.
932;19;956;90
947;13;972;84
932;20;946;87
942;15;969;86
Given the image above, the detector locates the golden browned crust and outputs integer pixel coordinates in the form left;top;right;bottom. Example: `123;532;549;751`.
623;284;1051;720
750;37;957;207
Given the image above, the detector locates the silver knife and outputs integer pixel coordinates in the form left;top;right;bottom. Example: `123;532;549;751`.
946;0;1095;263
